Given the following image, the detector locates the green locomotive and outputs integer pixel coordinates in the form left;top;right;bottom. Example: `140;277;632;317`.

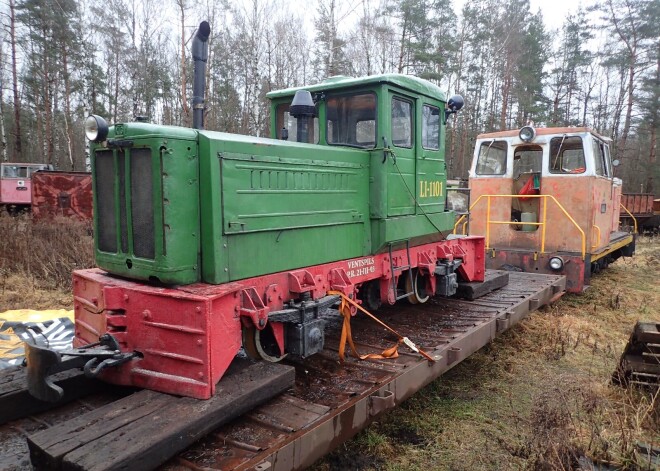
88;74;462;286
27;23;486;400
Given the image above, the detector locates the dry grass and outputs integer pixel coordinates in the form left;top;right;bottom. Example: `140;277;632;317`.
0;214;94;311
316;237;660;471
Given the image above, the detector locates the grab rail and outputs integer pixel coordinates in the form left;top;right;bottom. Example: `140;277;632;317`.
452;194;586;260
619;203;638;234
592;225;601;249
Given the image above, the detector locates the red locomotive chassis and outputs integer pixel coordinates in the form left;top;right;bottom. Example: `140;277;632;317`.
73;236;485;399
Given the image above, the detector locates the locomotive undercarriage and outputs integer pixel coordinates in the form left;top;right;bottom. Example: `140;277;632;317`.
26;237;486;400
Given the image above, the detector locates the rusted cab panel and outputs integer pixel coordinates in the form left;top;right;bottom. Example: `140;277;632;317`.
31;171;93;220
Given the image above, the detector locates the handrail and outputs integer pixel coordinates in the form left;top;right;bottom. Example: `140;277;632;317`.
453;213;468;234
453;194;586;260
592;225;601;249
619;203;638;233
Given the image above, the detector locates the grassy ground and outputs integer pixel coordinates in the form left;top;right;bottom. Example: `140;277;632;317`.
1;215;658;470
0;215;93;311
316;237;659;471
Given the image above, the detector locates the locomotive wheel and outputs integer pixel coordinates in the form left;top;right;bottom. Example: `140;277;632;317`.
242;325;287;363
406;269;430;304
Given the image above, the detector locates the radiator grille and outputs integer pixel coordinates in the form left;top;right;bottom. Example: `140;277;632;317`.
95;150;117;252
94;147;155;260
130;149;155;259
118;150;128;253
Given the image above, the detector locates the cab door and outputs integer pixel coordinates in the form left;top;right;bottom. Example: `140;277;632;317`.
387;91;416;216
416;102;445;214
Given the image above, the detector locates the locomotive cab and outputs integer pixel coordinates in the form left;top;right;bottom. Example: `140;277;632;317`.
467;126;635;292
268;75;463;252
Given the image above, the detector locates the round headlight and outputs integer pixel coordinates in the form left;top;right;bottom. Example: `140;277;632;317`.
85;115;109;142
549;256;564;271
519;125;536;143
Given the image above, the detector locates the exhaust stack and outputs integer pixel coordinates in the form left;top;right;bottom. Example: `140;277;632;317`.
192;21;211;130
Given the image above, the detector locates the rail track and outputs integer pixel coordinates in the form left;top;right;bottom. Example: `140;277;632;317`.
0;271;564;471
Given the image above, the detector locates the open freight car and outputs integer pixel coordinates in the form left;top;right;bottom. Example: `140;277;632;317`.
25;22;491;402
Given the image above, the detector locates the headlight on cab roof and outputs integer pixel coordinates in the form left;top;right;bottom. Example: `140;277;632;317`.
519;125;536;143
85;115;109;142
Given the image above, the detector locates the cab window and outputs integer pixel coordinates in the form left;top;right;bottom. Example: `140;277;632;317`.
591;139;610;177
549;136;585;174
391;97;412;148
475;140;507;175
326;93;376;148
422;104;440;150
2;165;28;178
276;103;319;144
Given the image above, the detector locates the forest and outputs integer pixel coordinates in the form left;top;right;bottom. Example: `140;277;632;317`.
0;0;657;192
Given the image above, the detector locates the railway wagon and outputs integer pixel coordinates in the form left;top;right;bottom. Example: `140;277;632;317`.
463;126;635;292
619;193;659;233
26;23;488;401
0;162;53;214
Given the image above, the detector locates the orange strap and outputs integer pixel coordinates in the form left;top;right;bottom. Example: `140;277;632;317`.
328;291;435;363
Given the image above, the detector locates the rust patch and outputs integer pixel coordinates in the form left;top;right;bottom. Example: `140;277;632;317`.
31;171;92;221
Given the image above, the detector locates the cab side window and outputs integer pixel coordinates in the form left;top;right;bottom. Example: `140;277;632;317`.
391;97;412;148
475;140;507;175
326;93;376;148
422;104;440;150
591;139;609;177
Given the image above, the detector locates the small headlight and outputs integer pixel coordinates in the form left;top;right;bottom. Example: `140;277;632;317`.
519;125;536;143
85;115;109;142
549;256;564;271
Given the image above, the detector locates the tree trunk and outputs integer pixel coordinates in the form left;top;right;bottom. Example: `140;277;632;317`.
647;50;659;194
178;0;190;124
62;46;74;170
0;64;7;162
10;0;22;160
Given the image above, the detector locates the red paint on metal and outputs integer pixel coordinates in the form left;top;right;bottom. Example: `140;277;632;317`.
31;171;92;220
620;194;654;216
1;177;32;205
72;236;486;399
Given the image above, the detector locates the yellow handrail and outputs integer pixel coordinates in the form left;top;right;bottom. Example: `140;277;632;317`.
453;214;467;234
592;224;601;249
453;194;586;260
619;203;638;233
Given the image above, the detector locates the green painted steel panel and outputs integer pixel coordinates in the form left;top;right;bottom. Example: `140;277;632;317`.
370;212;456;252
92;124;200;285
226;223;365;280
198;131;371;284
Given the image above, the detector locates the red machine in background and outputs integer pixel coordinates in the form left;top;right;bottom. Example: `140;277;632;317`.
0;163;92;220
0;163;53;214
